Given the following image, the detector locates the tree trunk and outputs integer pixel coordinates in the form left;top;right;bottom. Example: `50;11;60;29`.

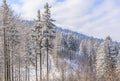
40;48;42;81
11;46;14;81
47;38;49;81
3;2;7;80
36;52;38;81
19;53;21;81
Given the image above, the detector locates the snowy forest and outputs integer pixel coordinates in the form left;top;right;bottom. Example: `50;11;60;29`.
0;0;120;81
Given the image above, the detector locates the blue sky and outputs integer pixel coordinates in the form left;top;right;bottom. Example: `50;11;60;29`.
1;0;120;42
57;0;64;2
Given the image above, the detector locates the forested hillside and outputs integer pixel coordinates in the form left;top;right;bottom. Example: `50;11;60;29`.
0;0;120;81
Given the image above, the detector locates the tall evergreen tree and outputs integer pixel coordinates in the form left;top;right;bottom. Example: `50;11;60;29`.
1;0;13;81
0;0;21;81
32;10;43;81
96;36;118;81
41;3;56;81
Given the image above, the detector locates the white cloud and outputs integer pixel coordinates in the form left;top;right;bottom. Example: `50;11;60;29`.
10;0;120;42
11;0;56;19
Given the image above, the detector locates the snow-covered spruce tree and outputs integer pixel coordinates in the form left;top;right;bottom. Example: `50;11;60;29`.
0;1;11;81
41;3;56;81
79;40;89;80
0;0;21;81
86;39;96;81
68;34;79;61
112;42;119;80
117;45;120;80
32;10;43;81
96;36;118;81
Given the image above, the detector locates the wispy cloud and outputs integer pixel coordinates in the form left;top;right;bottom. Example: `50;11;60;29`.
7;0;120;41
